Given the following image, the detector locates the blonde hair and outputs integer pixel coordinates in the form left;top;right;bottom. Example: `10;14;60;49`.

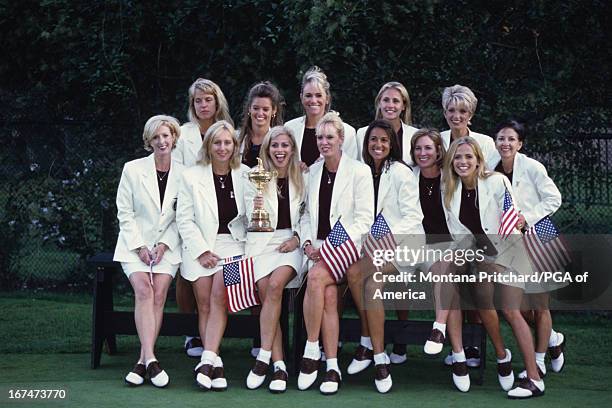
300;66;332;113
374;81;412;125
142;115;181;152
410;128;446;168
442;136;489;209
187;78;233;126
316;111;344;140
259;126;305;199
198;120;241;169
441;84;478;115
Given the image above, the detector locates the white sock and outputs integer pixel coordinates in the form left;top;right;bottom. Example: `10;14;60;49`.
360;336;373;350
497;349;511;364
326;358;340;374
145;358;157;368
273;360;286;372
213;356;223;368
548;329;559;347
257;349;272;364
201;350;217;365
373;352;387;365
535;352;546;365
532;378;545;390
453;349;466;363
304;340;321;360
433;321;447;334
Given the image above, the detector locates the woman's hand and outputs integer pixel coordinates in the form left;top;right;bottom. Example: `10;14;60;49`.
253;194;264;210
277;235;299;253
516;213;526;230
151;243;167;264
198;250;221;269
299;161;309;173
137;246;153;265
305;244;321;262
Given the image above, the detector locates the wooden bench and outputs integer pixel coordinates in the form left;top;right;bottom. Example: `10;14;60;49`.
89;252;292;368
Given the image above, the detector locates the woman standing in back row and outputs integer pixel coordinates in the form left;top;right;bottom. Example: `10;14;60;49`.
285;66;359;166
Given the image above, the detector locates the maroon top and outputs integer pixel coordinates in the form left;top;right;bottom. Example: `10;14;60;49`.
300;127;320;166
276;178;291;229
317;166;336;240
213;172;238;234
459;185;496;256
419;173;451;244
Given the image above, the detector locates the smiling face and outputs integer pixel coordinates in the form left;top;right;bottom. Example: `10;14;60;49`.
444;101;473;135
367;127;391;168
249;96;276;129
414;135;439;171
316;123;343;159
453;143;479;181
210;129;235;165
269;133;294;171
378;88;405;122
150;125;174;158
301;82;328;119
193;89;217;122
495;127;523;161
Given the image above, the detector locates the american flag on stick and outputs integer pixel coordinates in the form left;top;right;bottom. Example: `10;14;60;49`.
320;219;360;282
223;256;259;313
363;212;397;260
523;216;571;273
499;188;520;239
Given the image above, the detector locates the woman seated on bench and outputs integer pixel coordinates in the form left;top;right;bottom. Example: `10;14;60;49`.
114;115;184;388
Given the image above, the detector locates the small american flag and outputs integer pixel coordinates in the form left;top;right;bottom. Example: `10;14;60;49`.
223;256;259;313
363;213;397;260
498;188;519;239
320;220;359;282
523;216;571;273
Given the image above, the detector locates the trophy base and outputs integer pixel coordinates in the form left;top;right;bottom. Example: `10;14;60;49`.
248;222;275;232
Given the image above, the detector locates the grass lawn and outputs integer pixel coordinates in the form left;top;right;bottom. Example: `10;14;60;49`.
0;293;610;407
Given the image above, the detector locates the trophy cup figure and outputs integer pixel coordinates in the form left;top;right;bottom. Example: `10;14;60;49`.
247;157;277;232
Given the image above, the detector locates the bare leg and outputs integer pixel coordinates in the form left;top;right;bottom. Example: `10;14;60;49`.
303;263;335;342
347;257;377;337
192;276;213;342
176;273;197;313
321;284;339;359
203;271;228;354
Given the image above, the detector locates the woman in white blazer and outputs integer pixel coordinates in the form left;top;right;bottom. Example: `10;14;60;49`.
174;78;233;358
440;84;500;168
492;119;565;377
285;66;358;166
443;136;544;399
243;126;307;393
355;82;419;164
238;81;284;168
297;112;374;395
343;120;423;393
114;115;184;388
176;120;249;391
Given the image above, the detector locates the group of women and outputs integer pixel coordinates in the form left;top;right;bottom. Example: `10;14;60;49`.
113;67;566;399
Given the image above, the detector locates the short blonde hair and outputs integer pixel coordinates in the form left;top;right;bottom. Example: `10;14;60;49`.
142;115;181;152
187;78;233;125
442;136;489;209
259;126;305;198
441;84;478;115
374;81;412;125
316;111;344;140
301;66;332;112
198;120;241;169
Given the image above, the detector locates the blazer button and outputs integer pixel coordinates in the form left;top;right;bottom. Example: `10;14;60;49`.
158;229;163;232
484;228;489;232
161;212;165;216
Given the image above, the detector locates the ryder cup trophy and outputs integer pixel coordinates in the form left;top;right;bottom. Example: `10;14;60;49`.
247;157;277;232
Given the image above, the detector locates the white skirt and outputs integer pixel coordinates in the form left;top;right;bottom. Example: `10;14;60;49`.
252;229;303;283
121;258;178;278
180;234;245;281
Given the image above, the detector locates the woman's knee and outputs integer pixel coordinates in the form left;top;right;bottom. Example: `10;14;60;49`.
153;286;169;307
307;266;328;290
133;279;154;303
265;277;285;304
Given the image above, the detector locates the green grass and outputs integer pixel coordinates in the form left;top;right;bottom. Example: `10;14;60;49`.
0;293;611;407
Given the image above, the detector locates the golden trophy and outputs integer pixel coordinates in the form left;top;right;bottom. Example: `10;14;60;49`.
247;157;277;232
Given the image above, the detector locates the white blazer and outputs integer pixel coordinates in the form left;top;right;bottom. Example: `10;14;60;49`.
376;161;424;236
492;152;561;227
301;154;374;248
445;172;532;272
441;129;500;170
285;115;359;161
176;163;249;261
173;122;202;167
356;123;419;165
113;154;184;264
244;174;308;257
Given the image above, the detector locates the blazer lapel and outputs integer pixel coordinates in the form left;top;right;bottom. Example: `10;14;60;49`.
231;166;244;215
377;167;391;214
187;131;202;163
295;116;306;156
161;162;179;213
309;163;323;234
477;177;494;216
330;155;350;219
512;153;524;190
402;123;411;161
199;165;219;220
141;154;161;211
